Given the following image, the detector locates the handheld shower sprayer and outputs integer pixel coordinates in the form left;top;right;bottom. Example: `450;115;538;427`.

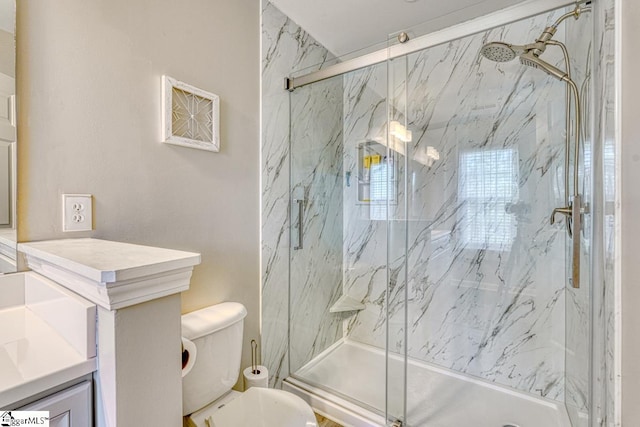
478;3;591;289
479;4;591;67
479;43;569;82
518;52;568;82
479;42;523;63
478;42;569;82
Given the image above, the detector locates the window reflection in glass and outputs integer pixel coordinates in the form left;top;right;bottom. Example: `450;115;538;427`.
458;148;519;250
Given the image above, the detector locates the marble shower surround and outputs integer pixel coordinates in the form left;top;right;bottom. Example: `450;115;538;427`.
288;76;344;375
261;0;342;388
342;10;576;400
261;1;615;420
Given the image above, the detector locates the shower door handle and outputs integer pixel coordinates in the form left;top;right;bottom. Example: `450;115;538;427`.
570;194;582;289
293;199;304;250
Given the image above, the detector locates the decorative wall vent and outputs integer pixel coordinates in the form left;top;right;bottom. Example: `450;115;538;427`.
162;75;220;152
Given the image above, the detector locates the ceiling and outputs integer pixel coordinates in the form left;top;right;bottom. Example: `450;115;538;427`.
270;0;528;57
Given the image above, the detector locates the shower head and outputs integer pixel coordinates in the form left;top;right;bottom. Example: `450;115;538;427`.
519;52;568;82
481;6;591;65
480;42;531;63
480;40;569;82
480;42;517;62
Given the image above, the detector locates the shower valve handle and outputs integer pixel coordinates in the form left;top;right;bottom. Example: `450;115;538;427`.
550;206;572;225
550;196;582;289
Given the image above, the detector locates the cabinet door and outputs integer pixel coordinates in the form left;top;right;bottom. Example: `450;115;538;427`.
0;73;15;143
20;381;92;426
49;412;71;427
0;73;14;227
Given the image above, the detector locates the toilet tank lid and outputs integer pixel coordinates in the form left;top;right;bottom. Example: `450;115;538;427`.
182;302;247;340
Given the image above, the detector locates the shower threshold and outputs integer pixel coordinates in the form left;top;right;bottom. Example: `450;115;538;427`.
284;339;572;427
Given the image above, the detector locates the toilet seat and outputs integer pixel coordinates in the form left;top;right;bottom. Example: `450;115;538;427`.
187;388;318;427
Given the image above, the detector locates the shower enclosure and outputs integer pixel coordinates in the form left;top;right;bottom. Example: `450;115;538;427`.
268;2;608;426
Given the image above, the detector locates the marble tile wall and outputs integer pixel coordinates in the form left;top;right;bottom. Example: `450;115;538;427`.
288;77;344;374
343;10;574;400
342;63;389;351
262;2;616;421
261;0;342;387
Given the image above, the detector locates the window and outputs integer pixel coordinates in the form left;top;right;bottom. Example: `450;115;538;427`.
369;155;392;220
458;148;519;250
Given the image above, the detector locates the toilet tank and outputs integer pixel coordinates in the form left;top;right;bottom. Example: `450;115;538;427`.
182;302;247;416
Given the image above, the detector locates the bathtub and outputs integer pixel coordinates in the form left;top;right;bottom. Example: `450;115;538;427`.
284;339;573;427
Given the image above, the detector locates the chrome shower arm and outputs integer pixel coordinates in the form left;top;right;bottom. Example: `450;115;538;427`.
551;5;592;29
531;5;592;56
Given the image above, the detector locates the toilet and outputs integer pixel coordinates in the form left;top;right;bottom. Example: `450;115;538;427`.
181;302;318;427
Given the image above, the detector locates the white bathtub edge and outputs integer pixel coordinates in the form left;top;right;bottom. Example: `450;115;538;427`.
284;377;385;427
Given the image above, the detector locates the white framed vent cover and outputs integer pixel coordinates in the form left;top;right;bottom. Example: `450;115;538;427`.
162;75;220;152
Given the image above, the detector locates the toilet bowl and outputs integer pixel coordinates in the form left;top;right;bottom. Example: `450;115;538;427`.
188;387;317;427
181;302;317;427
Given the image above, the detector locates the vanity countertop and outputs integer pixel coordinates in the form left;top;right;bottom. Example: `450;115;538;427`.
0;272;97;409
0;307;95;409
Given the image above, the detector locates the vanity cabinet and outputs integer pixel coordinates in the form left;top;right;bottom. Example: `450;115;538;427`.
20;381;92;427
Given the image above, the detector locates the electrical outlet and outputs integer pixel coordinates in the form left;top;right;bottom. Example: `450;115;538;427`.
62;194;93;232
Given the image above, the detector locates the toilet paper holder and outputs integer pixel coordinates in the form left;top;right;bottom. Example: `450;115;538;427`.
244;339;268;389
251;339;260;374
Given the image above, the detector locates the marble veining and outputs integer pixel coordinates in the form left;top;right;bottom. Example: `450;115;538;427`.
261;0;342;387
342;10;576;400
261;1;613;422
289;74;344;373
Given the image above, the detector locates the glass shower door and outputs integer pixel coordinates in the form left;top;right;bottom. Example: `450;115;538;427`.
288;73;345;383
385;39;410;426
288;69;393;419
284;6;594;427
387;6;593;427
288;58;406;423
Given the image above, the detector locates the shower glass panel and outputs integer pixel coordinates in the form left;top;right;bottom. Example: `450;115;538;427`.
288;73;345;381
386;47;409;426
390;6;593;426
288;67;396;418
285;4;594;427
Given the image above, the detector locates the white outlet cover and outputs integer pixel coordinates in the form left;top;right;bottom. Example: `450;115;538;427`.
62;194;93;232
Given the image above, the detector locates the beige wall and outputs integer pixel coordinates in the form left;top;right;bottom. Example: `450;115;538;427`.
16;0;260;387
621;0;640;424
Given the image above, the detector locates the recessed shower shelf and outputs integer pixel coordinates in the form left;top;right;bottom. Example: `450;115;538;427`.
330;295;365;313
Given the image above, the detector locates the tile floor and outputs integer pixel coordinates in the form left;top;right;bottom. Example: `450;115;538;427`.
315;413;343;427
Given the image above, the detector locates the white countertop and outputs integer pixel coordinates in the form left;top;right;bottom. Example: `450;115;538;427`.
0;307;95;409
0;272;97;409
19;239;202;310
19;238;201;283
